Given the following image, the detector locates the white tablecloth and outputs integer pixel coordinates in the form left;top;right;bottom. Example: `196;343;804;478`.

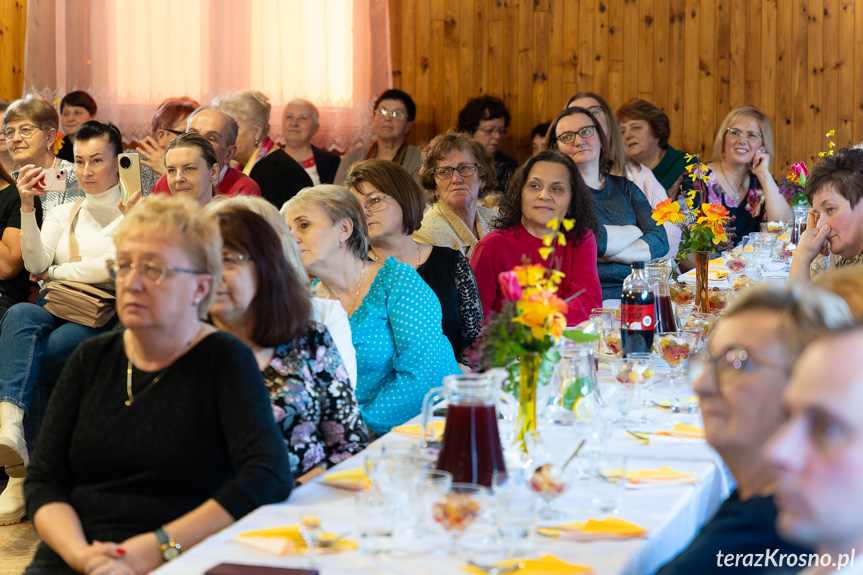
153;380;734;575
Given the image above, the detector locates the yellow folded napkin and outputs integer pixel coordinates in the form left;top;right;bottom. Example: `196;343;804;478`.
681;269;730;280
708;257;725;266
322;467;370;491
234;526;357;556
462;554;591;574
538;517;647;540
603;466;698;485
652;396;699;411
392;420;445;440
654;423;706;439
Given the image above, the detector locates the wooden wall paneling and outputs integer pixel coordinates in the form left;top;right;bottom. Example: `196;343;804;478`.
807;0;824;163
760;0;778;136
837;0;855;141
668;0;687;151
442;0;460;131
458;0;476;107
637;0;655;103
416;0;432;143
744;0;762;107
535;0;550;13
714;0;731;142
516;0;534;148
699;0;716;158
429;19;446;142
653;0;670;114
562;0;579;89
775;0;794;173
682;0;701;154
606;0;624;112
487;16;505;101
532;11;550;149
593;0;609;105
728;0;746;110
856;0;863;142
401;0;418;106
0;0;26;102
822;0;840;145
621;0;638;107
474;0;489;98
547;0;565;117
390;0;403;90
791;1;809;163
578;0;596;94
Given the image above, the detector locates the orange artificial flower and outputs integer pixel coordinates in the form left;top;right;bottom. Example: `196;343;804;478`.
513;288;568;340
697;203;729;226
53;131;66;155
652;198;686;226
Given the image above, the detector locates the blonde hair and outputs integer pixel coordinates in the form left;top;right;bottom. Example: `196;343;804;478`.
213;90;271;138
114;195;222;319
281;185;369;261
207;195;309;286
711;105;774;162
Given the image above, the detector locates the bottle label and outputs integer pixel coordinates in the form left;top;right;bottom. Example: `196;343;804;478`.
621;304;655;331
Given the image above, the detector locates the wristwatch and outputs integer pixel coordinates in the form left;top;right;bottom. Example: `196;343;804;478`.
155;526;181;562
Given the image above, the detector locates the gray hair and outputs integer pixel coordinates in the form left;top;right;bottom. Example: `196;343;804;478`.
281;185;369;261
206;195;309;286
286;99;320;125
187;106;240;148
212;90;271;138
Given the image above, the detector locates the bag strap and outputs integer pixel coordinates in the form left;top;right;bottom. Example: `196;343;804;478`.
67;201;84;263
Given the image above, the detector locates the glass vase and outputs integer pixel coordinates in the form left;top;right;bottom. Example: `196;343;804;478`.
515;353;541;450
694;251;710;314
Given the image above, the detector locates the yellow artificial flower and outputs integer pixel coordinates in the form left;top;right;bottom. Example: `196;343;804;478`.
542;235;553;247
547;217;560;230
826;129;836;137
561;218;575;232
513;263;545;287
710;222;728;245
557;232;567;246
652;198;686;226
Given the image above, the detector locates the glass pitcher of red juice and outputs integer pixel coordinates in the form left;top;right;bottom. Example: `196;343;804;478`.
420;370;508;487
646;260;677;332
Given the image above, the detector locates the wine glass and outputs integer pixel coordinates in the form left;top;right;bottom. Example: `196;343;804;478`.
621;352;657;422
523;429;578;519
602;328;623;358
432;483;486;553
654;331;698;384
391;468;453;537
721;250;752;274
600;359;651;425
678;312;716;343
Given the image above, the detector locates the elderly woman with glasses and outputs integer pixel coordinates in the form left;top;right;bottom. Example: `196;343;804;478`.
345;159;484;367
457;96;518;194
3;94;82;213
0;122;128;526
22;195;291;574
334;90;422;186
413;131;499;257
672;105;793;248
547;106;668;300
284;185;460;436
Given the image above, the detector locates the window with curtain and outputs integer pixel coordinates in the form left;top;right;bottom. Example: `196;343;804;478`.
24;0;391;151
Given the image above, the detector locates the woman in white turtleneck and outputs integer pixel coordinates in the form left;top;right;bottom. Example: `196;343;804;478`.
0;121;123;527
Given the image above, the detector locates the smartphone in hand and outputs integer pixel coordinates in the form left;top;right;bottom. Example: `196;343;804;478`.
118;152;143;206
32;168;67;192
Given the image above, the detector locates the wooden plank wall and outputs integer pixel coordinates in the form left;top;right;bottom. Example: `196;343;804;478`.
0;0;26;102
390;0;863;174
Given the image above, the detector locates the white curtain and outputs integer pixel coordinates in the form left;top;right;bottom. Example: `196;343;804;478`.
23;0;391;151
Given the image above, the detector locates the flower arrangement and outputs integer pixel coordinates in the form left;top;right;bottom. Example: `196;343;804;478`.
53;131;66;156
778;129;836;207
652;159;732;266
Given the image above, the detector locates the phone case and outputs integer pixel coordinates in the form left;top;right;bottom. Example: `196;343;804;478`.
32;168;67;192
118;152;143;205
204;564;318;575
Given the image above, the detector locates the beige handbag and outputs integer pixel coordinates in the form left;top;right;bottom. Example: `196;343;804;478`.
41;202;117;328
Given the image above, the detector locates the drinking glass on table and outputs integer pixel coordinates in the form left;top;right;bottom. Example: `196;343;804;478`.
523;429;578;519
391;468;453;536
590;455;627;514
622;352;657;422
654;331;698;384
356;491;396;555
677;312;716;342
432;482;487;554
601;357;653;425
721;249;753;274
752;233;777;272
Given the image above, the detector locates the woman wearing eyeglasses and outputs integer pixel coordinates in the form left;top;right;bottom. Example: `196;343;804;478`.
547;107;668;300
22;195;291;574
0;121;125;525
345;159;483;367
284;185;460;436
333;90;422;187
672;105;793;248
457;95;518;195
136;97;199;180
413;131;499;257
3;95;82;214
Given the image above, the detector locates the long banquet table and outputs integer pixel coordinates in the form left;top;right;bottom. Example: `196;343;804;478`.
154;377;734;575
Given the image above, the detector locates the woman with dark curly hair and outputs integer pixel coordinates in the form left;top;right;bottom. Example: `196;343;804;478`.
457;96;518;193
547;106;668;300
414;131;499;257
469;150;602;325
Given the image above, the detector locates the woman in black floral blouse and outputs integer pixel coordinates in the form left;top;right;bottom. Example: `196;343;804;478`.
208;205;370;483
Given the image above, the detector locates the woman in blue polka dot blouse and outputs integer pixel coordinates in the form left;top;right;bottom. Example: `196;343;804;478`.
284;185;461;436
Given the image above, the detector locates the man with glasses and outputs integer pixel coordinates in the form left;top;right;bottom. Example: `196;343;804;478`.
655;285;851;574
150;107;262;198
767;325;863;575
334;89;422;186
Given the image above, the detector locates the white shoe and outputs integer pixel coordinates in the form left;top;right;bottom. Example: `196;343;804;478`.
0;402;28;478
0;476;25;526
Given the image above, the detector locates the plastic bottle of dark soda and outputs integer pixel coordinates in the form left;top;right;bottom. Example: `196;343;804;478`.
620;262;655;356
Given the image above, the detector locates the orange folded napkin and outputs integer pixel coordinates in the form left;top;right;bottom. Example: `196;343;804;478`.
462;554;591;574
538;517;648;541
653;423;706;439
234;526;357;556
392;420;445;440
322;467;370;491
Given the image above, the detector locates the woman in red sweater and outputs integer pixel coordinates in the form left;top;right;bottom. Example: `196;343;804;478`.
469;150;603;325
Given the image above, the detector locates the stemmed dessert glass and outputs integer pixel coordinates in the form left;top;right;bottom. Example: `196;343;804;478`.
432;482;487;554
653;331;698;384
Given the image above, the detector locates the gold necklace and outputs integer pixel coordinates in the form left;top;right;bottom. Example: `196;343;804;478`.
125;360;169;406
370;242;422;268
346;261;365;315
